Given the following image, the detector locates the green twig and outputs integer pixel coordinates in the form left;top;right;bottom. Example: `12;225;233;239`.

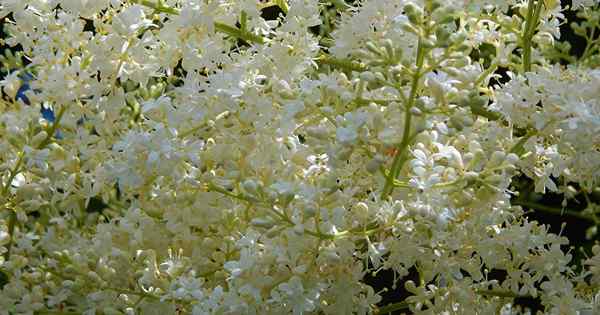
512;200;597;223
374;301;410;314
316;55;368;72
4;211;16;260
37;105;67;149
132;0;179;14
522;0;544;72
381;38;426;199
474;60;499;87
509;129;537;155
1;152;24;196
475;289;533;299
214;22;265;44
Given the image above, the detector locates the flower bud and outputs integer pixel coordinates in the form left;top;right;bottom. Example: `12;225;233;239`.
488;151;506;168
434;7;456;24
401;22;419;34
322;250;341;264
293;224;304;235
303;206;318;217
382;39;396;60
242;179;260;196
250;218;275;229
150;82;165;99
410;107;423;116
359;71;376;82
464;171;479;181
31;131;48;148
405;280;417;292
365;42;383;56
435;27;451;46
505;164;517;175
336;146;353;161
390;64;404;76
354;49;372;59
404;3;423;25
366;157;383;174
427;0;442;12
421;38;435;49
450;31;467;46
486;174;504;186
505;153;519;165
354;202;370;221
449;115;465;131
374;71;386;83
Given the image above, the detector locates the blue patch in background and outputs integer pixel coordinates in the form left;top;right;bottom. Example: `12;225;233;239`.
15;72;33;105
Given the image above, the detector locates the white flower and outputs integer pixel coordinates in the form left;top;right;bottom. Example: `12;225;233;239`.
270;276;321;315
112;5;154;36
0;71;21;99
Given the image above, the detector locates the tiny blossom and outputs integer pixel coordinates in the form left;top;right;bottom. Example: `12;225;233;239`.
112;5;154;36
0;71;20;99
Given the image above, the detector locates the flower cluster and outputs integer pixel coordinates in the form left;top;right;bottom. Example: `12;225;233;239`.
0;0;599;314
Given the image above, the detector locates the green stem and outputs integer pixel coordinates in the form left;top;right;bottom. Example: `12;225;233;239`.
206;182;260;204
381;39;426;199
316;54;368;72
354;98;405;108
2;105;67;261
132;0;179;14
4;211;16;260
240;10;248;33
1;152;24;196
512;200;597;223
522;0;544;72
580;26;599;63
37;105;67;149
474;60;499;87
104;286;160;299
214;22;265;44
475;289;533;299
509;129;537;155
206;182;337;239
469;102;502;121
374;301;410;314
178;122;208;138
207;181;395;240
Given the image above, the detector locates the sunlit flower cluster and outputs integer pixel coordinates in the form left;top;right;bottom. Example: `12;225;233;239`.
0;0;599;314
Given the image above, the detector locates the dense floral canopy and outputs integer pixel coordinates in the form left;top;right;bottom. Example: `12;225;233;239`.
0;0;600;314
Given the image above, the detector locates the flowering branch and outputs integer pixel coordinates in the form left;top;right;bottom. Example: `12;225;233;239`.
2;104;67;261
316;54;368;72
374;300;410;314
131;0;265;44
381;38;427;199
374;289;534;314
206;181;393;240
522;0;544;72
